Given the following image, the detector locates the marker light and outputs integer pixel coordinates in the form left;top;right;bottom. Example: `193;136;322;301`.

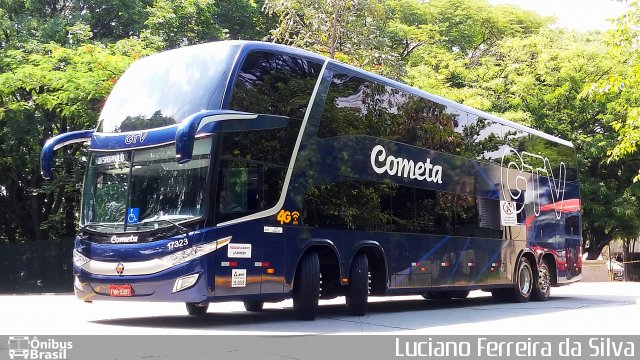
73;250;91;267
172;273;199;293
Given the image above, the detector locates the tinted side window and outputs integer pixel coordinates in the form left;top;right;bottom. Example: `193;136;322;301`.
462;115;505;164
317;73;461;154
302;179;501;238
302;180;392;231
217;52;322;223
229;51;322;120
565;214;580;236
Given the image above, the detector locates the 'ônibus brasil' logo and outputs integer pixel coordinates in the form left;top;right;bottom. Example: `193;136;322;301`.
370;145;443;184
8;336;73;359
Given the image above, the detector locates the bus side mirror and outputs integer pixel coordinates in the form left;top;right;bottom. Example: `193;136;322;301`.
175;110;289;164
40;130;94;179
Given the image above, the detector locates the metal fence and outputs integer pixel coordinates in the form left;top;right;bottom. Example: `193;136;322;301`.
0;239;74;294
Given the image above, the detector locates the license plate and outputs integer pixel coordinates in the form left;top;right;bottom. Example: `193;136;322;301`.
109;284;132;297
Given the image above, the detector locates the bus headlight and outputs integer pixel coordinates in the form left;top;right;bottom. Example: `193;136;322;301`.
159;236;230;267
73;250;91;267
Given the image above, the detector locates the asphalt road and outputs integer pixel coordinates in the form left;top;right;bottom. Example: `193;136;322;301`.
2;282;639;335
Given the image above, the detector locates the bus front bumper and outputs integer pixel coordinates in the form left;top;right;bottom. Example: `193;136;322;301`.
73;259;211;303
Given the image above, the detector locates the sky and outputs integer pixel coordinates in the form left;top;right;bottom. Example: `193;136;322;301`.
487;0;631;32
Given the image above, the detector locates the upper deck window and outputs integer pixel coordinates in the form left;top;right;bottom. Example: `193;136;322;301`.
317;72;463;154
228;51;323;120
98;42;241;133
215;51;322;224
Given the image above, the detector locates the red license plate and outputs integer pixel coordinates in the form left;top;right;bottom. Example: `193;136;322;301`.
109;284;132;297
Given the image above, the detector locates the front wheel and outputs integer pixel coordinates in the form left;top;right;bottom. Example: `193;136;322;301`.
532;259;551;301
293;251;320;320
345;253;369;316
186;302;209;316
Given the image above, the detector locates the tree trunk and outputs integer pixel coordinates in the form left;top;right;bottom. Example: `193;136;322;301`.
584;226;617;260
584;236;612;260
623;239;631;281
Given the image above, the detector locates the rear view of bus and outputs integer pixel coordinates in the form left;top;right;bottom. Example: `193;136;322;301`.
41;40;581;320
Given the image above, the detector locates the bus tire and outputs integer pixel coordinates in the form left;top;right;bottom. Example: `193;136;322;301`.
430;290;470;300
186;302;208;316
491;289;509;302
532;258;551;301
450;290;470;299
506;256;533;303
346;253;369;316
430;291;452;300
244;300;264;312
293;251;320;320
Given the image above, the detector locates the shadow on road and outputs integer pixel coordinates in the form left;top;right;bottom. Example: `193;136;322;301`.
89;291;637;333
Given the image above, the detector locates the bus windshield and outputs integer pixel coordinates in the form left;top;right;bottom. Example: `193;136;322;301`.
81;138;212;233
97;42;240;133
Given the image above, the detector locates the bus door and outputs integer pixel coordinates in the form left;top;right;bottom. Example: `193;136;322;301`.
213;166;265;296
564;212;581;280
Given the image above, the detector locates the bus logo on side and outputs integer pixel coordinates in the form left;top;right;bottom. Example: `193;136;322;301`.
500;146;567;219
370;145;443;184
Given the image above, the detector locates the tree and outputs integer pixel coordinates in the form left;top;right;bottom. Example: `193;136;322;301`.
595;1;640;173
263;0;440;77
145;0;224;48
0;0;273;243
0;39;151;242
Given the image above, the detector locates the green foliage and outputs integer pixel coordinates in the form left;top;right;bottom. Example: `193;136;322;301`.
0;39;148;242
145;0;224;48
0;0;271;243
594;1;640;174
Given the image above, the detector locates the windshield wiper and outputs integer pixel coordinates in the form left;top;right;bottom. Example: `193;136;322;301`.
138;217;190;234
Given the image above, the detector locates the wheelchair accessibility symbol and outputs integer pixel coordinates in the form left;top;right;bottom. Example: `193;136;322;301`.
127;208;139;224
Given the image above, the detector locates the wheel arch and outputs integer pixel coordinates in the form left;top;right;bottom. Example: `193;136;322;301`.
516;249;537;278
293;239;342;298
350;241;388;295
541;252;558;286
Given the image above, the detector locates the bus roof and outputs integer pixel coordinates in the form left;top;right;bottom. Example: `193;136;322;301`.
229;40;574;149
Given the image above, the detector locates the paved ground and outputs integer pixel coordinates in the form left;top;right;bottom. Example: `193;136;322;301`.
1;282;639;335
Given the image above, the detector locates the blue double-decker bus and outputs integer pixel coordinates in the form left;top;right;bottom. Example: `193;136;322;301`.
41;40;581;320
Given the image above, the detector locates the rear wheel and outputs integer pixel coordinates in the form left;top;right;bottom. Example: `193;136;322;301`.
293;251;320;320
244;300;264;312
345;253;370;316
504;256;533;303
532;259;551;301
185;302;208;316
